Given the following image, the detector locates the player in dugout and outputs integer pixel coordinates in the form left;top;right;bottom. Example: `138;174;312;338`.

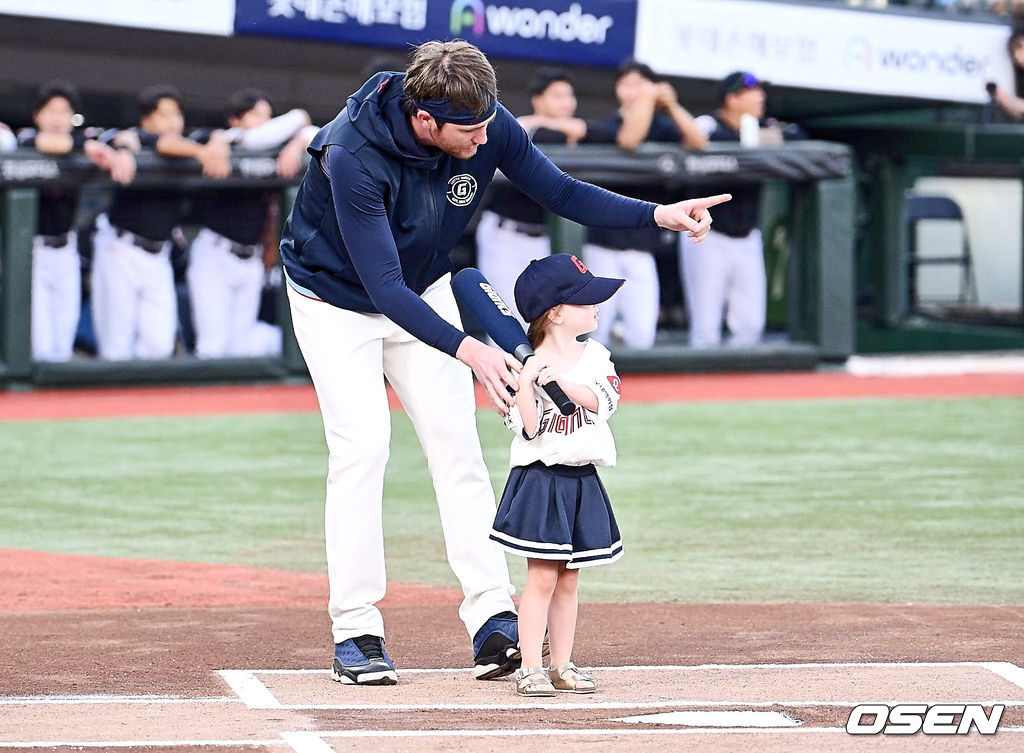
279;39;729;686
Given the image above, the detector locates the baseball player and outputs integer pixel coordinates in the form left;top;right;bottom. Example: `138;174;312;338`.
187;89;316;358
279;40;727;686
680;72;777;348
491;254;625;697
93;86;230;360
17;80;135;362
474;69;589;329
584;60;706;349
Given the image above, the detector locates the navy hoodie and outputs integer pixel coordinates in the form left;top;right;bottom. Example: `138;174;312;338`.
280;72;659;357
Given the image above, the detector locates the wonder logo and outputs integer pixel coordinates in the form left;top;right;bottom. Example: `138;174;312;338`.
845;36;873;71
450;1;614;45
450;0;485;35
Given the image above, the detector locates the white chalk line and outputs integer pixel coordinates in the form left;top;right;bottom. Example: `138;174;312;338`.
219;669;282;709
0;695;240;706
984;662;1024;691
3;661;1022;750
236;698;1024;711
222;661;1024;711
252;660;1019;675
4;728;1024;750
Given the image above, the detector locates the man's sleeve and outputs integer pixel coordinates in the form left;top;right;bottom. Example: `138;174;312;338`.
496;108;657;230
326;146;466;358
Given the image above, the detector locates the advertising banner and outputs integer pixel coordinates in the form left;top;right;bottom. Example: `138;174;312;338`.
0;0;236;36
635;0;1014;103
234;0;635;67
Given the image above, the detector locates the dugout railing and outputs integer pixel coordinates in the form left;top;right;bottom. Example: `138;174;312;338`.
0;141;854;388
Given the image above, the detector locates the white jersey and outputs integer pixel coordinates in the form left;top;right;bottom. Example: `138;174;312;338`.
505;339;621;468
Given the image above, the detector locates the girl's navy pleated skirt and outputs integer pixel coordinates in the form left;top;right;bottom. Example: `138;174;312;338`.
490;461;623;569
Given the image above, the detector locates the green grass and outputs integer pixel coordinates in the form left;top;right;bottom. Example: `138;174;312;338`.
1;396;1021;604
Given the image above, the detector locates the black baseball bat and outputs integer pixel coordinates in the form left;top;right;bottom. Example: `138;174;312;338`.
451;268;576;416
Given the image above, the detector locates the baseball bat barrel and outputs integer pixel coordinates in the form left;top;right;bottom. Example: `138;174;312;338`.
452;268;576;416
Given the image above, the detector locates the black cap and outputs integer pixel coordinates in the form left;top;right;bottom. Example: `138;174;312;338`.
34;79;81;114
225;88;271;121
717;71;767;104
514;254;624;323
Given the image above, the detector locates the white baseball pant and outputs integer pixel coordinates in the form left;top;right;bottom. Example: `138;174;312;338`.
679;228;766;348
187;228;279;358
286;273;516;645
90;215;177;360
31;232;80;362
582;243;659;349
474;210;550;328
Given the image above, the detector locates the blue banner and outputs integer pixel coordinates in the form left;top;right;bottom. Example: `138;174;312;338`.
235;0;636;67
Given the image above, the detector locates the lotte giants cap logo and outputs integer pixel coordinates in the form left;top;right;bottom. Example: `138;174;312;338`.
513;253;624;322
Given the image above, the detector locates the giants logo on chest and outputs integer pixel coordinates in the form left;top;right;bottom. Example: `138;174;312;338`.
447;174;478;206
537;406;594;436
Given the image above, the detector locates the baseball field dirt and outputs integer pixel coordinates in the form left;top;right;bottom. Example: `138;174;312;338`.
2;372;1022;751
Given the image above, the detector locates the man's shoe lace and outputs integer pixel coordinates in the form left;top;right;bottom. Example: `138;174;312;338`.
352;635;386;661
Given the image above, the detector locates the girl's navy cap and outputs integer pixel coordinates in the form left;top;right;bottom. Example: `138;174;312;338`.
514;254;624;322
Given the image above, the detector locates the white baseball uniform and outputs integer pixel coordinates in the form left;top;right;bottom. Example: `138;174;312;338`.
187;228;276;358
188;111;313;358
679;113;767;348
504;339;621;468
582;243;659;349
286;274;516;644
31;232;80;362
680;228;766;348
90;214;177;360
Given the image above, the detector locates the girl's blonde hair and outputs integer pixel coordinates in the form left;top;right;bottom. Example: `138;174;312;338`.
526;305;561;349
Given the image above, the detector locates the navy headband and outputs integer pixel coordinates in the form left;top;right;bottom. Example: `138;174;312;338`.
411;95;497;126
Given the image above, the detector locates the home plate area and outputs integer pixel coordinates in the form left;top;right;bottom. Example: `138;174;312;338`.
4;662;1024;752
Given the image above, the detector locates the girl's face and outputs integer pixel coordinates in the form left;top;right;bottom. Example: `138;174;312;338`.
555;303;600;336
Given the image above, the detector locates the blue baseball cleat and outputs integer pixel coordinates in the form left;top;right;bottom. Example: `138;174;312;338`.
472;611;521;680
332;635;398;686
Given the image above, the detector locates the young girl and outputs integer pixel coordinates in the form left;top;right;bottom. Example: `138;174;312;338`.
490;253;625;697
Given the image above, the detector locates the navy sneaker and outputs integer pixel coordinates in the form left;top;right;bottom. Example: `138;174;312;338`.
332;635;398;686
473;611;521;680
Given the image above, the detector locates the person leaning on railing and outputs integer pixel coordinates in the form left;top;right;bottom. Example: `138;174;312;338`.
186;88;317;359
581;60;707;350
474;68;590;333
16;80;136;363
91;85;231;361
